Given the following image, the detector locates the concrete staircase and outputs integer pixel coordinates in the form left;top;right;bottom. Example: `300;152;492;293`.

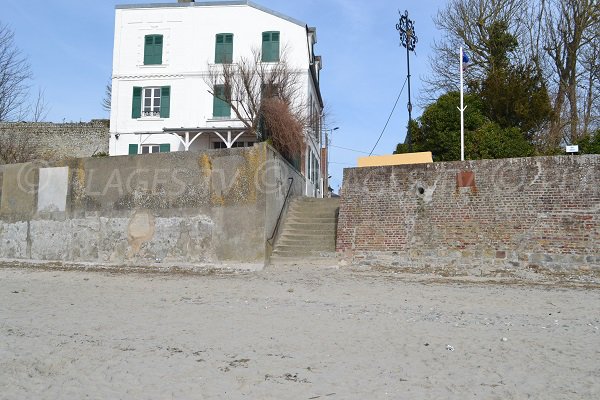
270;197;340;265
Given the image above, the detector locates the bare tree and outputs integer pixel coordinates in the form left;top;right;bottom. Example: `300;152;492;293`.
541;0;599;146
0;22;32;122
422;0;527;101
204;48;307;159
579;39;600;137
102;78;112;113
30;87;49;122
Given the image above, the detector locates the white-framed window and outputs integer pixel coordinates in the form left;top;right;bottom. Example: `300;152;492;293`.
141;144;160;154
143;88;162;117
139;143;170;154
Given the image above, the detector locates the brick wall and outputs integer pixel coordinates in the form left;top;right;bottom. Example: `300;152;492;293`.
337;155;600;273
0;120;109;163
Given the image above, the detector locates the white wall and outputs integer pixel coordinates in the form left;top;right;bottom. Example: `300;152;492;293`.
109;2;324;195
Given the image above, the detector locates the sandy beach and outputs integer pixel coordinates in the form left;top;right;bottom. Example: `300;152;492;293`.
1;264;599;399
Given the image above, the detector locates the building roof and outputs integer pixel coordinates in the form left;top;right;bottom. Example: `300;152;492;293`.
115;1;307;28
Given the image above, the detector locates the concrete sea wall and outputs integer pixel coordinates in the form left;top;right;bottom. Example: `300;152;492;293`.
0;143;304;268
337;155;600;273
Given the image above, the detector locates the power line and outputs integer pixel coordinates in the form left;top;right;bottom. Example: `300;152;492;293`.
368;77;408;156
330;144;377;155
329;161;354;166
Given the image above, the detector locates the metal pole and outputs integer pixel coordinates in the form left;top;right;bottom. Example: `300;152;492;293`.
460;47;464;161
406;37;413;152
396;10;417;153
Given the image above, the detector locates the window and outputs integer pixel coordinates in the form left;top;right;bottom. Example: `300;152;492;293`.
261;31;280;62
144;34;163;65
132;86;170;119
213;141;253;149
140;144;170;154
143;88;161;117
215;33;233;64
213;85;231;118
128;144;170;155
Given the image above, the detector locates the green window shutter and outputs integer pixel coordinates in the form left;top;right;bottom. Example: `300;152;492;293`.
132;87;142;119
128;144;139;155
160;86;170;118
144;35;153;64
159;143;171;153
262;31;280;62
144;34;163;65
215;33;233;63
213;85;231;117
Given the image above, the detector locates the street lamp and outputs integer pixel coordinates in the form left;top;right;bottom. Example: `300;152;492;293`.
396;10;418;152
324;126;339;197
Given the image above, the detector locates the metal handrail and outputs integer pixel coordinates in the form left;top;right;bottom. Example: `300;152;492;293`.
267;177;294;246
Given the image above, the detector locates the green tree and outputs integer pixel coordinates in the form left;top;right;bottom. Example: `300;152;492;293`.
575;130;600;154
395;91;533;161
469;122;533;159
479;21;553;142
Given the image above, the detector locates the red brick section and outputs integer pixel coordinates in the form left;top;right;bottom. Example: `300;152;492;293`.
336;155;600;270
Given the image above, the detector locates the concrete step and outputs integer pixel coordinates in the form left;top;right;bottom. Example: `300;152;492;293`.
292;197;340;204
284;220;337;227
273;244;335;254
277;237;336;246
287;211;338;218
278;232;336;240
283;221;336;230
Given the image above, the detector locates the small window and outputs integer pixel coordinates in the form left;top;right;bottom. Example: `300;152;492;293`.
144;34;163;65
213;85;231;118
141;144;160;154
213;141;227;149
141;144;170;154
261;31;280;62
215;33;233;63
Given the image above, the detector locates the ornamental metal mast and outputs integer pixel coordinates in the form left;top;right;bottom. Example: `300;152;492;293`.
396;10;418;152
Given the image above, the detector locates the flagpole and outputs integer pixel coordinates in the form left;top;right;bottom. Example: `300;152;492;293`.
459;46;465;161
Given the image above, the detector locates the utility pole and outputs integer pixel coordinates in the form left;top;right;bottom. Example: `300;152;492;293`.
324;126;339;197
396;10;418;152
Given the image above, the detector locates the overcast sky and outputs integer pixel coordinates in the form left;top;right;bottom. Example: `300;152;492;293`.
4;0;448;190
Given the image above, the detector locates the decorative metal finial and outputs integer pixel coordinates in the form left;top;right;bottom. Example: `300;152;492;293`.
396;10;418;52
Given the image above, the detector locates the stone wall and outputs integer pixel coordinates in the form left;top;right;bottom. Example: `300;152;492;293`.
0;120;109;163
0;143;305;269
337;155;600;273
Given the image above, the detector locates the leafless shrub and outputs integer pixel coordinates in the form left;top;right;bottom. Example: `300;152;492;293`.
0;132;39;164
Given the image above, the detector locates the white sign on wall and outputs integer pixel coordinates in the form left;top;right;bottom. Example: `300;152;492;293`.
566;145;579;153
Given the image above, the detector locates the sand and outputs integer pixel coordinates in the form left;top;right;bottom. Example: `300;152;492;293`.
1;264;599;399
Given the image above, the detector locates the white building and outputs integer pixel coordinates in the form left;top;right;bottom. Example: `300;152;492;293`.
109;0;325;196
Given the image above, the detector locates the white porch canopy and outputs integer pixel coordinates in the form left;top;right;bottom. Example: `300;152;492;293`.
162;127;248;150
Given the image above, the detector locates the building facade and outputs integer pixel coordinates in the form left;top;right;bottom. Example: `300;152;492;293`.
109;0;324;196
